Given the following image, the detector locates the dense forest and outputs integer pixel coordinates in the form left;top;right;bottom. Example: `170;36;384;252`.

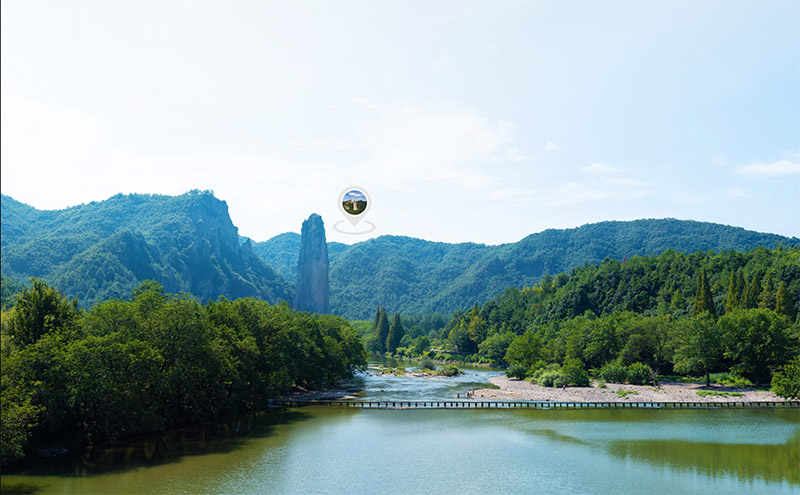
0;280;366;467
362;246;799;393
256;219;799;319
1;192;293;307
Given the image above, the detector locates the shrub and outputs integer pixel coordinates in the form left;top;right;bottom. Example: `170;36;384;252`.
710;372;753;388
419;356;436;371
697;391;744;398
772;355;800;400
599;362;628;384
597;379;607;388
562;358;590;387
506;363;528;380
437;364;462;377
627;362;654;385
536;369;568;388
552;374;569;388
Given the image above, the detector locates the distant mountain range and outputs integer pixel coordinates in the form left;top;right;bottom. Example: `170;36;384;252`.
254;218;798;319
2;192;797;319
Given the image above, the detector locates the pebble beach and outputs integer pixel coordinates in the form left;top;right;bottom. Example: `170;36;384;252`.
472;375;792;403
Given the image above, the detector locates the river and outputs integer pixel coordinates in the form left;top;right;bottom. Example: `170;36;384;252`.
2;358;798;494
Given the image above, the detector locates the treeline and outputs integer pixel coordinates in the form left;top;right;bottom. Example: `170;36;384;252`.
368;246;799;393
0;279;366;466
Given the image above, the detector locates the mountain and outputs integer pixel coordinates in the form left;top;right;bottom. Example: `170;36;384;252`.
1;191;293;306
254;219;798;319
251;232;347;282
4;191;796;319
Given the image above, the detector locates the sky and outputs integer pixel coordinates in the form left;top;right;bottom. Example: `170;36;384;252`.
2;1;798;245
343;190;366;203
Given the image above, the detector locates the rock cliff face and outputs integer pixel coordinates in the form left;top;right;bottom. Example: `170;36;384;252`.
0;191;293;306
294;214;330;313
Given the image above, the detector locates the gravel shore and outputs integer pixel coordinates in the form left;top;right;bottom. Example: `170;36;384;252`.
472;375;791;403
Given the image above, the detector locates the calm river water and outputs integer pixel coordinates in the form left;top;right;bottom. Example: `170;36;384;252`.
3;358;798;494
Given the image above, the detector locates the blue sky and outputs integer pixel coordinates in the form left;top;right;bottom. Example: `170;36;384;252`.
2;1;798;244
343;191;367;203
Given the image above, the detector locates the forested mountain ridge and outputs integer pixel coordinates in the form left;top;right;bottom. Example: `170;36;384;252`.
3;191;797;318
255;219;799;319
1;192;293;306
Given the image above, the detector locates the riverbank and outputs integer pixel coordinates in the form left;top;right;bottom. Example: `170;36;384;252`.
278;379;363;400
472;376;792;403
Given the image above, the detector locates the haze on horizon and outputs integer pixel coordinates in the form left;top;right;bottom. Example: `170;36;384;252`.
2;1;798;244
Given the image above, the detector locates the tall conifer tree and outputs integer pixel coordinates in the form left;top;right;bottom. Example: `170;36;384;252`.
759;272;775;309
775;281;796;320
372;305;381;332
725;273;741;315
693;269;716;317
376;308;390;354
742;271;761;309
735;269;746;308
386;313;405;354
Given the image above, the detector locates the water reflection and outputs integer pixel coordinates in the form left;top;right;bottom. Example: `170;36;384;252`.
4;410;313;478
608;431;800;486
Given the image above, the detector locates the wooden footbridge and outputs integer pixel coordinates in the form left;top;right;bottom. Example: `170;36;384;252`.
270;399;799;410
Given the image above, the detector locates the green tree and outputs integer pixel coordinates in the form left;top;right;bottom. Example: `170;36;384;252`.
562;358;590;386
375;308;390;354
372;305;381;332
771;355;800;399
0;381;41;464
409;335;431;356
65;335;166;443
742;271;761;309
467;314;487;352
504;330;543;373
583;315;624;369
448;319;471;353
673;313;724;387
725;270;742;315
775;281;796;320
720;308;794;385
8;279;81;347
626;362;655;385
692;269;716;317
758;272;776;309
386;313;405;354
478;331;515;365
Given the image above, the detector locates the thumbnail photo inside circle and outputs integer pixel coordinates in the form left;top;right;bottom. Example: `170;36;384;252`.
342;190;367;216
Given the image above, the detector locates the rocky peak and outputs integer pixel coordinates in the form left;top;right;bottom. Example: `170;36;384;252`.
294;214;330;313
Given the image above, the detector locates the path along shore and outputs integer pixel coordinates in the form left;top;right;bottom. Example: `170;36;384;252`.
471;375;792;403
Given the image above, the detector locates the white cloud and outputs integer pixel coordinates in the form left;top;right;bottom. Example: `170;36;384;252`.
311;102;524;192
581;163;626;175
544;141;558;151
735;158;800;176
601;177;647;187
